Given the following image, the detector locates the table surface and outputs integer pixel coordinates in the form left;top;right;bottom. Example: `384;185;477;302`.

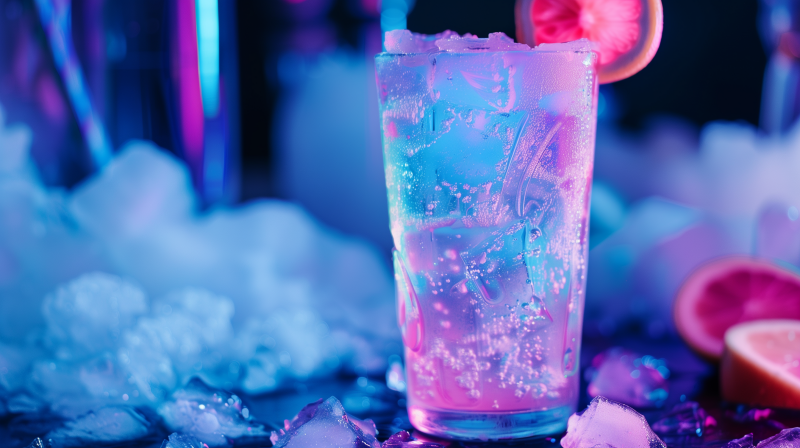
2;334;797;447
244;335;800;448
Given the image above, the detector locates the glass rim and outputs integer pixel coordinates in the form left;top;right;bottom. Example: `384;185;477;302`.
376;49;598;57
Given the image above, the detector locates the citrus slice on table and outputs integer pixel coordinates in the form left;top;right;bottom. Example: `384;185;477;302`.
515;0;663;83
674;256;800;361
721;319;800;409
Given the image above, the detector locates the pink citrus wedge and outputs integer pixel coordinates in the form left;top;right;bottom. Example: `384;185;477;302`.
674;256;800;361
515;0;663;83
721;319;800;409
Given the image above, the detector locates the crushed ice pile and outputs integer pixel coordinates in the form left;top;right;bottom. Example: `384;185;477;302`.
0;105;399;445
731;428;800;447
586;347;669;408
382;431;444;448
560;396;666;448
383;29;595;54
270;396;442;448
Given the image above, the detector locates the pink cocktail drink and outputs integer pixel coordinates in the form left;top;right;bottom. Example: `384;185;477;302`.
376;31;598;439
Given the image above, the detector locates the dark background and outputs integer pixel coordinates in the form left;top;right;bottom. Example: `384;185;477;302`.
0;0;770;216
238;0;767;200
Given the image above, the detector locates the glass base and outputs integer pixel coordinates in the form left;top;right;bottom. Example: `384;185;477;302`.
407;404;572;441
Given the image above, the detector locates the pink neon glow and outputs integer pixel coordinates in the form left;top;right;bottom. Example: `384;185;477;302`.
386;121;398;139
37;74;67;121
175;0;204;182
361;0;380;15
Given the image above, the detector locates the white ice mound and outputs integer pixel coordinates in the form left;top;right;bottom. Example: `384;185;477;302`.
561;396;666;448
384;30;530;53
0;105;398;406
69;141;196;241
43;272;148;358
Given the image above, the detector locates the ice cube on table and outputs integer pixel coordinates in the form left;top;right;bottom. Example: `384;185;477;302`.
352;416;378;437
42;272;147;358
45;406;150;447
158;377;268;447
587;347;669;408
651;401;715;437
160;432;206;448
758;428;800;447
271;396;380;448
382;430;444;447
725;433;754;448
560;396;666;448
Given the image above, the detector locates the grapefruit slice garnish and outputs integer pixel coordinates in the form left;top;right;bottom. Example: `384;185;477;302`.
674;256;800;361
515;0;663;83
721;319;800;409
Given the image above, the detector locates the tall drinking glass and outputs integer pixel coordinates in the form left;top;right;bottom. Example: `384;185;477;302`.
375;33;598;440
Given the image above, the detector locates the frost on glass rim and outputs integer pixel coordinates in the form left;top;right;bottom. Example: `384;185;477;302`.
383;29;597;54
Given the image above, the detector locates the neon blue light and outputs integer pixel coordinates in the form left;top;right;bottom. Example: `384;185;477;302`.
33;0;112;169
196;0;220;118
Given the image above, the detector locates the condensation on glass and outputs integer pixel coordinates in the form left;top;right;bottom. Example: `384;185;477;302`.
376;43;598;439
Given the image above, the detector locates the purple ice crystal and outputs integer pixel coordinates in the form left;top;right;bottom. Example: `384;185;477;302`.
651;401;716;437
758;428;800;447
382;430;444;448
270;396;380;448
725;434;754;448
586;347;669;408
560;396;666;448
